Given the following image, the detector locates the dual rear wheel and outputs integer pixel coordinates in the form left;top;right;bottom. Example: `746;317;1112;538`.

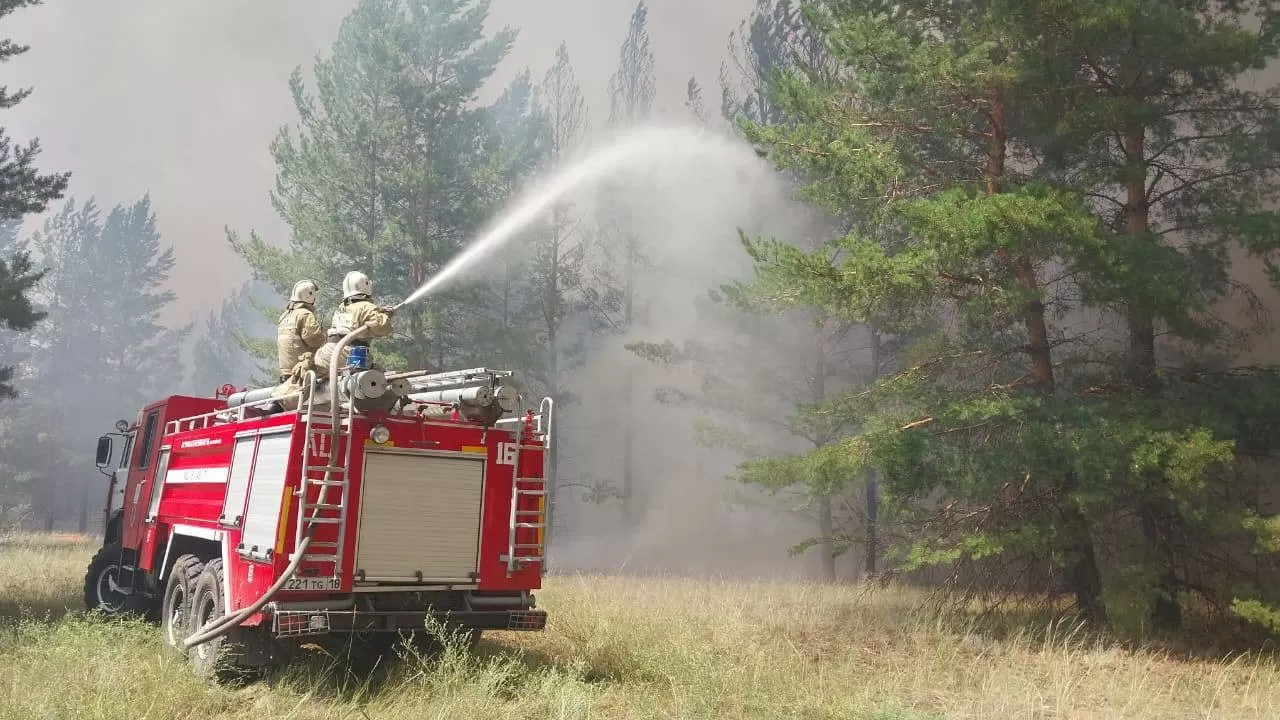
161;555;254;679
155;554;484;679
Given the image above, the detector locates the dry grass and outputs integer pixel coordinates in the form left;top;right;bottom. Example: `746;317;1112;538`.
1;532;1278;719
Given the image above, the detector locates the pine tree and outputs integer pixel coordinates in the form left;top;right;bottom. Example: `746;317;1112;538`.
229;0;522;376
735;0;1119;616
594;0;656;531
719;0;830;128
0;0;68;408
1016;0;1280;631
190;280;277;394
523;42;591;548
661;0;869;581
0;0;68;220
16;196;188;530
0;226;43;399
685;77;708;125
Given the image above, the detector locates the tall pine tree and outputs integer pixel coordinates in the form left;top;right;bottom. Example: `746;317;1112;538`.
1016;0;1280;631
735;0;1118;615
594;0;656;530
189;279;278;394
0;0;68;404
15;196;188;530
229;0;525;376
526;43;591;546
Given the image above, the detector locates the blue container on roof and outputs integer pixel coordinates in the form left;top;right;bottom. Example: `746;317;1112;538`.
347;345;370;371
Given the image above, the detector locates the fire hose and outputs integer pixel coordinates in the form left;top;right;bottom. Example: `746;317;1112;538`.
182;325;371;650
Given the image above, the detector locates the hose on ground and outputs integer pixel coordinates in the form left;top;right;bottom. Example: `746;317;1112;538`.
182;325;371;650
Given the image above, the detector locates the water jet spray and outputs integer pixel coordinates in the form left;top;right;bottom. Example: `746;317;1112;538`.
392;124;758;311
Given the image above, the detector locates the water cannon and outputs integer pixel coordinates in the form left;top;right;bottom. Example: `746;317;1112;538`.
390;367;519;426
225;367;400;414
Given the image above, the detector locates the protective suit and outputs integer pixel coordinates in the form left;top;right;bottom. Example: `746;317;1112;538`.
313;324;352;376
331;271;394;353
276;280;325;381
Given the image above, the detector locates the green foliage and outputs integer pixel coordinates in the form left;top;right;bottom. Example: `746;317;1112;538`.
228;0;530;374
0;0;68;221
0;248;44;399
0;0;67;408
1231;599;1280;635
727;0;1280;623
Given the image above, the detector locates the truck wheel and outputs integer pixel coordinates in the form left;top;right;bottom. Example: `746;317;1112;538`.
161;554;203;657
82;542;129;617
186;559;250;681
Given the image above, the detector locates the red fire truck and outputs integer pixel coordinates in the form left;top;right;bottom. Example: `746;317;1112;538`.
84;349;553;679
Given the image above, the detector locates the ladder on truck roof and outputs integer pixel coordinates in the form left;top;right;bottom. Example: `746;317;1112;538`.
291;371;354;583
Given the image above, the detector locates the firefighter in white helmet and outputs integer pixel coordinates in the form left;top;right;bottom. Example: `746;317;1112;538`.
276;279;326;383
331;271;393;352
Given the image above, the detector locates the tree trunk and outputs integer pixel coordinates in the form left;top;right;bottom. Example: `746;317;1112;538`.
1062;470;1108;622
989;86;1107;623
620;231;637;531
43;441;55;532
866;324;882;579
621;368;635;530
812;337;836;582
817;496;836;582
1122;122;1182;630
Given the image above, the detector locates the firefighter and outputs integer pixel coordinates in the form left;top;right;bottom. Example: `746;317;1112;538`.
331;270;394;354
312;322;351;376
276;279;326;382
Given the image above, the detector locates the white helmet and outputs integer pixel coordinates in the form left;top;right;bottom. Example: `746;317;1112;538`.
290;279;319;305
342;271;372;300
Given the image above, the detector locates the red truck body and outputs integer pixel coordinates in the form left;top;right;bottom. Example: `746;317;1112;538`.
86;367;551;676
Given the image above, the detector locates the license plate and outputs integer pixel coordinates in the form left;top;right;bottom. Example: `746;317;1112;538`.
283;576;341;591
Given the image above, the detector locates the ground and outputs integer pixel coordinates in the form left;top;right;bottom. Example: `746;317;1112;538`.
1;532;1278;719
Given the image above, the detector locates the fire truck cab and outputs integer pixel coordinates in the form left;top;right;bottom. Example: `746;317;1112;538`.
85;362;552;678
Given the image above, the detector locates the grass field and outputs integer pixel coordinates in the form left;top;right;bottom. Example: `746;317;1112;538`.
2;532;1279;719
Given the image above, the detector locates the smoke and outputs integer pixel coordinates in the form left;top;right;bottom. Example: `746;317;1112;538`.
503;123;841;580
3;0;753;322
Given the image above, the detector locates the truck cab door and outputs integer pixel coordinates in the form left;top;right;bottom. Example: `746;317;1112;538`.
121;409;162;552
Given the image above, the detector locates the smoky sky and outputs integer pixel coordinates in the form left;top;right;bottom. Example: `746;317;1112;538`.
3;0;753;324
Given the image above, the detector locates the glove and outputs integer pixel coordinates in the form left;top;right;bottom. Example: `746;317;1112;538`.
380;304;396;315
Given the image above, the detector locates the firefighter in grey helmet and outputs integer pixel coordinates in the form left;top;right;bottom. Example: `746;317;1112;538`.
331;271;393;353
276;279;325;382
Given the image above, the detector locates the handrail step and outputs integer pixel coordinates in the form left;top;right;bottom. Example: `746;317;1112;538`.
515;522;545;529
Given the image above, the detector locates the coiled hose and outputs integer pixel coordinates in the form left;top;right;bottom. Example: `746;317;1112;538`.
182;325;371;650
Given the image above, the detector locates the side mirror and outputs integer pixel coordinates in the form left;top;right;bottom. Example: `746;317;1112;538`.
95;436;113;469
